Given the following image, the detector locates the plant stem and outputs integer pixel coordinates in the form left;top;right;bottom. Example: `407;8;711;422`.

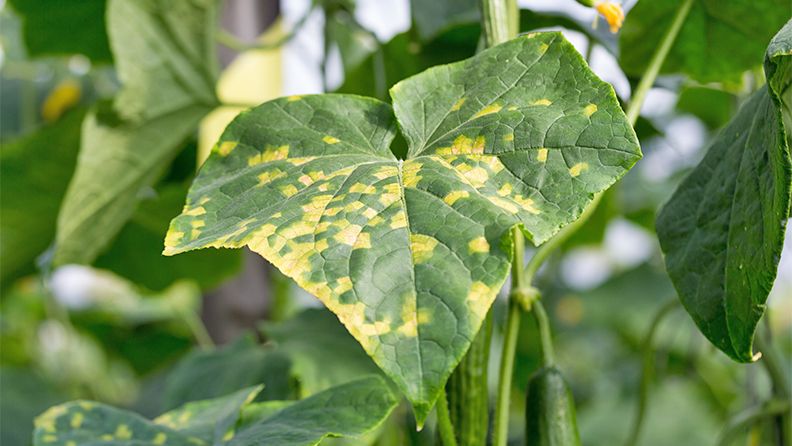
755;328;792;445
532;300;555;367
436;389;459;446
181;309;215;349
624;0;694;126
216;9;313;53
623;299;680;446
480;0;517;46
717;400;791;446
493;227;526;446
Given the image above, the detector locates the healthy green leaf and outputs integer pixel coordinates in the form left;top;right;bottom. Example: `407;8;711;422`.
228;376;398;446
0;109;84;285
163;336;293;409
95;183;243;291
7;0;112;62
656;20;792;361
676;86;737;130
262;308;381;396
164;34;640;422
54;0;218;265
620;0;791;83
33;387;261;446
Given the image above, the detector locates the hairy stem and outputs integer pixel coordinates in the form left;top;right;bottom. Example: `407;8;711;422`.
436;389;459;446
481;0;517;46
623;299;680;446
624;0;694;126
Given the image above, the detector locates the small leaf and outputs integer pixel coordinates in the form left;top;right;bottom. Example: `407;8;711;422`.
656;20;792;361
229;376;398;446
620;0;791;83
54;0;218;265
165;34;639;422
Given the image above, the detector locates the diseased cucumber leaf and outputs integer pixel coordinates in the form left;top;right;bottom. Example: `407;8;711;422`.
228;376;398;446
54;0;218;265
164;34;640;423
656;19;792;362
620;0;791;83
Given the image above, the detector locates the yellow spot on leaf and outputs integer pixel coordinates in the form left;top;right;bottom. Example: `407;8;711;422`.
537;148;548;163
153;433;167;445
504;133;514;142
467;281;494;319
217;141;238;156
333;277;353;294
373;165;398;180
334;224;363;246
583;104;598;117
164;231;184;250
450;97;466;111
463;166;489;188
287;95;302;101
249;144;290;165
468;236;490;254
390;213;407;229
489;196;519;213
354;232;371;249
444;190;469;205
497;183;513;196
569;162;588;177
115;424;132;440
323;135;340;144
532;98;552;106
438;134;486;155
411;234;438;264
513;195;541;214
345;201;365;213
70;412;84;428
298;175;314;186
402;160;423;187
349;183;377;194
362;207;378;219
472;103;502;119
257;168;286;186
539;43;549;54
183;206;206;216
281;221;314;239
280;184;299;197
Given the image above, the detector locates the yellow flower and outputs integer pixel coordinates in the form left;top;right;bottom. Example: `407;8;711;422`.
595;1;625;33
41;79;82;122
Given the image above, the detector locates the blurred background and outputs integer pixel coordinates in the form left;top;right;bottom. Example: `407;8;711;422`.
1;0;790;444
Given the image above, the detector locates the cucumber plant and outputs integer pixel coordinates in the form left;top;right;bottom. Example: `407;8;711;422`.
6;0;790;444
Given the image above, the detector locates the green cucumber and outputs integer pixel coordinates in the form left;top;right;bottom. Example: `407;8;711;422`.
524;366;581;446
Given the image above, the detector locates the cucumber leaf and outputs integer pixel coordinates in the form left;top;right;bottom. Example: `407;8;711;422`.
620;0;791;83
164;34;640;422
54;0;218;265
656;20;792;361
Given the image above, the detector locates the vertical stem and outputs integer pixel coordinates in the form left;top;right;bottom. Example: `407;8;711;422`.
623;299;679;446
493;227;526;446
181;309;215;349
755;328;792;445
436;389;459;446
480;0;517;46
624;0;694;126
532;301;555;367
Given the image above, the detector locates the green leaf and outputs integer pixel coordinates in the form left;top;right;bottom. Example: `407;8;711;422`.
0;109;84;285
54;0;218;265
676;86;737;130
620;0;791;83
262;308;381;396
33;387;262;446
7;0;112;62
163;336;293;409
164;34;640;422
0;368;65;446
95;183;243;291
410;0;479;41
228;376;398;446
656;20;792;361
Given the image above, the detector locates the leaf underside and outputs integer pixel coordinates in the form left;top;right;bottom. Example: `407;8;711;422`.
164;33;640;422
657;19;792;362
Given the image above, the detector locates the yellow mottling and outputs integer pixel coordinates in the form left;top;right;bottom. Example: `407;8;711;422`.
438;134;486;155
333;277;354;295
288;156;316;166
318;183;330;192
532;98;552;106
390;212;407;229
67;441;76;446
153;433;167;445
115;424;132;440
411;234;438;264
569;162;588;177
450;97;466;111
508;105;518;111
504;133;514;142
395;300;431;337
183;206;206;216
373;165;398;180
36;405;67;432
489;196;519;213
360;318;392;337
323;135;340;144
538;43;549;54
325;207;343;216
302;194;334;214
583;104;598;117
349;183;377;194
497;183;513;196
463;166;490;188
537;148;548;163
315;238;329;252
468;236;490;254
513;195;541;214
249;144;290;165
472;103;502;119
369;215;385;226
354;232;371;249
287;95;302;101
345;201;365;212
402;160;423;187
281;221;314;239
298;174;314;186
217;141;238;156
164;231;184;249
257;168;286;186
334;224;363;246
280;184;299;197
362;207;379;219
467;281;494;319
481;155;505;173
444;190;469;205
70;412;84;428
78;402;95;410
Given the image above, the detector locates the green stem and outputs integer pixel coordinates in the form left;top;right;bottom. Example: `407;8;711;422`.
717;400;791;446
624;0;694;126
755;328;792;445
493;227;526;446
523;192;603;282
436;389;459;446
182;309;215;350
216;7;313;52
480;0;517;46
532;301;555;367
623;299;680;446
